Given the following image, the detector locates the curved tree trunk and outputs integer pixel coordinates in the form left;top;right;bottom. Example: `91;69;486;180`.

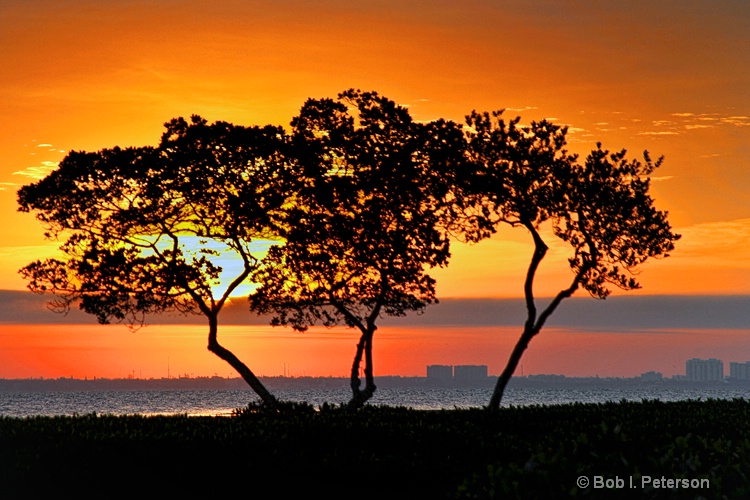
489;222;585;412
488;222;547;412
348;326;377;409
205;313;277;408
489;278;582;412
489;325;537;410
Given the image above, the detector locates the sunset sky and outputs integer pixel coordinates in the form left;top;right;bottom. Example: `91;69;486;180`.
1;1;749;381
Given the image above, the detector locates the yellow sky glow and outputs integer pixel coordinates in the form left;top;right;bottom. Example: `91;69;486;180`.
2;0;749;299
2;1;750;381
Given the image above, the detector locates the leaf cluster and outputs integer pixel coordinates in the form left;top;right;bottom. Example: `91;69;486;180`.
18;91;680;332
18;116;293;325
249;90;459;333
461;111;680;298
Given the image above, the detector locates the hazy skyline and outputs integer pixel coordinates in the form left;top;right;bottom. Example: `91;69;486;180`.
1;1;749;379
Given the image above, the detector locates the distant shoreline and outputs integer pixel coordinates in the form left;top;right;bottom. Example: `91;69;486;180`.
2;374;746;393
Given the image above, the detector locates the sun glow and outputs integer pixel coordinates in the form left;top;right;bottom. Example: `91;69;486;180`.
1;0;749;386
140;235;282;299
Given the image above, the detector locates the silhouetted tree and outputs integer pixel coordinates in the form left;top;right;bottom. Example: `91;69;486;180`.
250;90;462;408
461;111;680;411
17;116;293;407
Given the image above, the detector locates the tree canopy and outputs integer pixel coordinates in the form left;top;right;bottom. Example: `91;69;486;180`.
18;116;293;406
249;89;463;407
461;110;680;410
18;92;680;412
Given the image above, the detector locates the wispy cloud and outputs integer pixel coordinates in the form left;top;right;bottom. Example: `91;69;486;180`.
665;112;750;130
670;218;750;268
638;131;680;136
13;161;59;179
506;106;538;112
722;116;750;126
0;182;17;191
36;143;53;148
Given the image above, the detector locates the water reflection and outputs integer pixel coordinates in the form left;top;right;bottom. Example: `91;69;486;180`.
3;385;750;417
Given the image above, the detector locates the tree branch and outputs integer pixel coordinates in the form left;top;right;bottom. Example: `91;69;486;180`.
522;220;547;331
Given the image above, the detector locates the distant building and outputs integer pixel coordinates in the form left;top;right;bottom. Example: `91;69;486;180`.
730;362;750;380
453;365;488;382
427;365;453;381
640;371;663;382
686;358;723;381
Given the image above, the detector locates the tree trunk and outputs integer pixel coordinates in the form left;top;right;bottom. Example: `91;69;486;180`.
205;313;277;408
488;231;583;412
489;325;538;411
488;221;547;413
348;326;377;409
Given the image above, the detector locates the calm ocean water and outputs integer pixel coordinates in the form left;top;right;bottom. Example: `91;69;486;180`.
2;385;750;417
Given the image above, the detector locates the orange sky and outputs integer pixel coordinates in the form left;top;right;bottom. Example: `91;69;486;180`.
4;324;750;380
1;1;749;379
2;0;749;297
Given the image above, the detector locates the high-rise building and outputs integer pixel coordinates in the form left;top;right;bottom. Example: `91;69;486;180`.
686;358;723;381
729;361;750;380
453;365;488;381
426;365;453;381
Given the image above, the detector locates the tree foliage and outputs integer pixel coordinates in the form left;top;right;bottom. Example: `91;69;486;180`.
250;89;462;407
17;92;680;412
18;116;293;406
461;110;680;410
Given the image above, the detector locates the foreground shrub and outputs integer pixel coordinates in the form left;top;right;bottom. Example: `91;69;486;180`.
1;399;748;499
